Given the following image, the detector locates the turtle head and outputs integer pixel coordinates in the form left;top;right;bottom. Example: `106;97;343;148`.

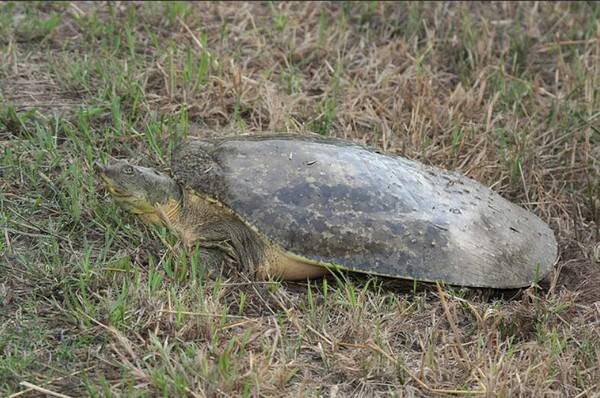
95;159;182;226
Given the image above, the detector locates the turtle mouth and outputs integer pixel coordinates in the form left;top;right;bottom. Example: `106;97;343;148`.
99;175;133;198
107;185;131;198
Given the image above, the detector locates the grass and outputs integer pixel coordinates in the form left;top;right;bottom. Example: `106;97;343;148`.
1;1;599;396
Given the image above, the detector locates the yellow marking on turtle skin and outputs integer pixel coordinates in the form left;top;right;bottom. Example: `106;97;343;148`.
127;199;181;229
260;246;330;280
101;174;166;227
138;212;163;226
155;197;199;248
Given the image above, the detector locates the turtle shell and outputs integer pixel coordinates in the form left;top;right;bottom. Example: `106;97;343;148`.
172;134;557;288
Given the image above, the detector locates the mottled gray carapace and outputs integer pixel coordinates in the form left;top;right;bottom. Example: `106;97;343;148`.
172;134;557;288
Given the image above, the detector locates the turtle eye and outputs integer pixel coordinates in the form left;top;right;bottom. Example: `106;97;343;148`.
122;165;134;175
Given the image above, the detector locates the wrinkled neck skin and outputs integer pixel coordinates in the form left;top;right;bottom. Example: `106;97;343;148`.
158;190;220;239
139;196;182;227
126;185;183;228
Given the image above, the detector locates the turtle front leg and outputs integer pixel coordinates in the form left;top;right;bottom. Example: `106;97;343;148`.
155;192;264;278
161;193;267;278
187;222;329;281
180;220;265;278
193;245;237;279
165;219;239;279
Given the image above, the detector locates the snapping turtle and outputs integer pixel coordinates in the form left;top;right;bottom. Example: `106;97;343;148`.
96;134;557;288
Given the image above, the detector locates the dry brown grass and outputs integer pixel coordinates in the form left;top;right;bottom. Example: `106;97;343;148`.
1;2;599;396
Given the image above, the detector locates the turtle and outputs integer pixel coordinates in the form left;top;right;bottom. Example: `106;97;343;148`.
95;133;558;288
